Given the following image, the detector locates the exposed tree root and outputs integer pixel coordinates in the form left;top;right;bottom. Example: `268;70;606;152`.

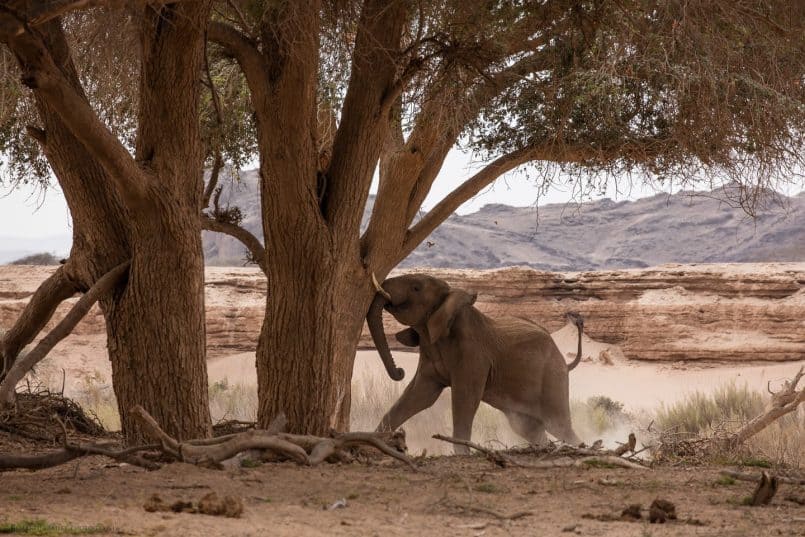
432;434;648;470
131;405;417;470
0;405;416;472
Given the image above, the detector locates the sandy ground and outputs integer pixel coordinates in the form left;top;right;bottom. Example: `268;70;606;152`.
208;349;804;430
1;453;803;536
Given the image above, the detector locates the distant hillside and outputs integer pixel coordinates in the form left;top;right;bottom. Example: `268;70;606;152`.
8;252;61;265
203;170;804;271
0;234;71;265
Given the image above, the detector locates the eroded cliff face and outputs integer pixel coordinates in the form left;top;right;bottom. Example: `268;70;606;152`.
1;263;802;363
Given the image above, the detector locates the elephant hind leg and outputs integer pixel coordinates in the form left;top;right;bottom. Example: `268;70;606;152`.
545;418;581;446
505;411;548;445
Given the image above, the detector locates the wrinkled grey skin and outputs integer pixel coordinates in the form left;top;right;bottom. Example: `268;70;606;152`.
366;274;583;454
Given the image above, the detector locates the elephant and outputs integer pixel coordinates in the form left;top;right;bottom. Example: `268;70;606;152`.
366;273;584;454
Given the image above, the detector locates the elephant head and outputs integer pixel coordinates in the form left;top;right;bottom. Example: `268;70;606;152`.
367;273;477;381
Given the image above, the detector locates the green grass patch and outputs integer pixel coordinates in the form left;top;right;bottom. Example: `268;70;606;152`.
0;520;111;535
474;483;503;494
655;382;763;435
713;475;736;487
583;459;620;469
739;457;772;469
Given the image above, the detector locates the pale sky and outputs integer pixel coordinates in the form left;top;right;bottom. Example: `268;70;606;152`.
0;148;801;257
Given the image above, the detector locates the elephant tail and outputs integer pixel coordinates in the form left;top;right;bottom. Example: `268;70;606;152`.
565;311;584;371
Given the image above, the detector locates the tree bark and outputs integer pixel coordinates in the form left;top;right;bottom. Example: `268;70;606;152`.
256;236;374;433
1;4;213;443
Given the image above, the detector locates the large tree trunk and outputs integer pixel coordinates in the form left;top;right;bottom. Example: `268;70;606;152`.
0;5;212;443
101;3;213;443
256;236;371;433
106;209;210;442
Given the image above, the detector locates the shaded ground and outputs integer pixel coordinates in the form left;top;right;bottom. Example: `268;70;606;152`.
1;451;802;536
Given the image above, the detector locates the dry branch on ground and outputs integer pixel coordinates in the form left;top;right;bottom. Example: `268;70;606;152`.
432;434;648;470
727;367;804;448
0;404;416;472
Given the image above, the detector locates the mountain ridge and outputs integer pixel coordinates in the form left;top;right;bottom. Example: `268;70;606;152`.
201;170;804;271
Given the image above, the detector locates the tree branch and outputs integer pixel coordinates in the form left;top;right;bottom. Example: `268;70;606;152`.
399;146;541;262
323;0;407;235
727;367;804;447
201;214;266;273
207;21;267;99
0;10;150;205
1;265;77;379
202;153;224;208
0;261;131;404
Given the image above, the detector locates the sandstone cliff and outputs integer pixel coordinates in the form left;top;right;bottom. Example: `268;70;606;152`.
0;263;802;364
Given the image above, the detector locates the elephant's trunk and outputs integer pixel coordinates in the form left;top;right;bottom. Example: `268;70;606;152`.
367;292;405;381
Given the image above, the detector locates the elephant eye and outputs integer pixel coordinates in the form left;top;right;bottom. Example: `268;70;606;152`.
412;284;421;292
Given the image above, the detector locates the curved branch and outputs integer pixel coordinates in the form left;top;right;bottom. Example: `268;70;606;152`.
207;21;267;98
399;146;540;262
1;19;148;205
0;261;131;404
1;266;78;379
203;153;224;208
201;215;267;273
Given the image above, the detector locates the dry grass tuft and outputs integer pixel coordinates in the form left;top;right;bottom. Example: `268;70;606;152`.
650;382;803;467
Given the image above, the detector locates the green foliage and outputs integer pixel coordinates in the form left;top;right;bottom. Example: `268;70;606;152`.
474;482;506;494
713;475;736;487
8;253;61;266
571;395;629;436
0;520;111;536
739;457;772;469
655;382;764;435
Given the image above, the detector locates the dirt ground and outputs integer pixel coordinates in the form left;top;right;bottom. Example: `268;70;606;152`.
1;451;803;537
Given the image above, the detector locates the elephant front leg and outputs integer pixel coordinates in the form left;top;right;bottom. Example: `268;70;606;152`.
449;379;485;455
377;372;444;432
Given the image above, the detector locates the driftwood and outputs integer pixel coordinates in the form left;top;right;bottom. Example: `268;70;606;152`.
432;434;648;470
719;470;805;486
130;405;417;470
0;406;416;472
432;434;522;467
727;367;804;448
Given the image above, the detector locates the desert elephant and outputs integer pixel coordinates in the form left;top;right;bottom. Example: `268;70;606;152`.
366;273;584;454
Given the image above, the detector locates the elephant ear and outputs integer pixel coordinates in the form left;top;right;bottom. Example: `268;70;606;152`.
426;290;477;344
395;328;420;347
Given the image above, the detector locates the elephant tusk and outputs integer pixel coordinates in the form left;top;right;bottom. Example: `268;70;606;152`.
371;272;392;301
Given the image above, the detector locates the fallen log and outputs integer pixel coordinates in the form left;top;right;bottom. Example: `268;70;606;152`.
719;470;805;486
726;367;804;448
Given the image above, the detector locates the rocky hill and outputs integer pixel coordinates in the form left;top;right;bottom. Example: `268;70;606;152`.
203;170;804;270
1;264;802;367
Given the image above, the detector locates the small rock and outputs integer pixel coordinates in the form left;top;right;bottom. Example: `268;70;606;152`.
650;498;677;519
326;498;348;510
649;505;667;524
621;504;642;520
144;494;165;513
198;492;244;518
